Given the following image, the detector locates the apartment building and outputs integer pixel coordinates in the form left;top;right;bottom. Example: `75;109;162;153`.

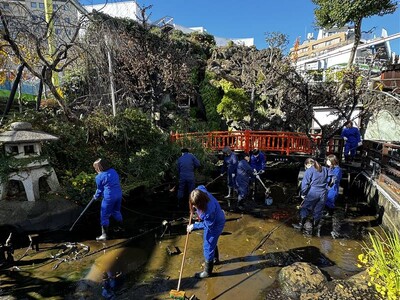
0;0;83;41
290;26;396;78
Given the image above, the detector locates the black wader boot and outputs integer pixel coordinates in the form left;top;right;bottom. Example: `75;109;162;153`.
195;260;214;279
292;218;306;231
113;221;125;234
312;219;321;237
213;246;220;265
96;226;108;241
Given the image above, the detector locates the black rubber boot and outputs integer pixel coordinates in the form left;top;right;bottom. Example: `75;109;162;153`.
312;219;321;237
96;226;108;241
213;246;220;265
195;261;214;279
328;208;334;216
292;218;306;231
113;221;125;234
237;200;245;211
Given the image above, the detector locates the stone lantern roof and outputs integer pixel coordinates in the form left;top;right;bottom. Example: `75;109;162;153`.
0;122;58;143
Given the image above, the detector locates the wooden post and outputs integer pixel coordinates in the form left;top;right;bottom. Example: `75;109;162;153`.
245;130;250;153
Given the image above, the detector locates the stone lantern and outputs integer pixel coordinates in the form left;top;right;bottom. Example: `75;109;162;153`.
0;122;60;201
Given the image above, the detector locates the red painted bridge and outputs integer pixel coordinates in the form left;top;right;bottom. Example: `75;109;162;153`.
170;130;343;156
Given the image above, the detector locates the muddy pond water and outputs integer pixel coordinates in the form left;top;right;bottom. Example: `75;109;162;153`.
0;167;380;300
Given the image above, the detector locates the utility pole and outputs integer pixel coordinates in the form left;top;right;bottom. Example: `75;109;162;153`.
105;35;117;116
43;0;60;88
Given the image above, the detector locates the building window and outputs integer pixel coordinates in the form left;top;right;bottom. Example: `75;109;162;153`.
31;2;37;8
53;4;58;10
3;3;10;9
39;3;44;9
24;145;35;155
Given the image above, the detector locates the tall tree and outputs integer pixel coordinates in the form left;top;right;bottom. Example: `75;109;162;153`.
312;0;397;69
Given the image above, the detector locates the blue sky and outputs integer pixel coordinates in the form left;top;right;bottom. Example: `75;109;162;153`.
80;0;400;54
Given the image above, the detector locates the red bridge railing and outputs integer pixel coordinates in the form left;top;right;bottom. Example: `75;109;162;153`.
171;130;344;157
171;130;319;155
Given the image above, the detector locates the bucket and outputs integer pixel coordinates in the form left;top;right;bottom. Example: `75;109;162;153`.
265;196;273;206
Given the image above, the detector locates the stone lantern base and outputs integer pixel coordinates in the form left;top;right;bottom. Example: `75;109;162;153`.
0;166;60;202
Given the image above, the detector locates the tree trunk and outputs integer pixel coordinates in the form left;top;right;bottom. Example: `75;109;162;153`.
36;66;46;111
0;63;25;125
18;84;22;113
250;87;255;130
338;18;362;94
347;18;362;68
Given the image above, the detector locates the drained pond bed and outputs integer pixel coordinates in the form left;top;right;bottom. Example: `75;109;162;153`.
0;172;383;300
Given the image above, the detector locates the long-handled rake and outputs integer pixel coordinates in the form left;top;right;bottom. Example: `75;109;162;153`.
255;174;272;204
69;197;97;231
169;210;193;300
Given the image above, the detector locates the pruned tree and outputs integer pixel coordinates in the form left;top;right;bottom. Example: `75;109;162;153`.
208;42;289;129
264;32;288;64
81;6;207;125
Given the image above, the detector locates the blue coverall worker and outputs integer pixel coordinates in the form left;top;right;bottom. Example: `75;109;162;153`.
93;158;123;241
250;148;266;200
325;154;342;216
221;146;238;198
341;121;362;162
187;185;225;279
293;158;328;236
235;153;254;210
250;148;266;173
177;148;201;207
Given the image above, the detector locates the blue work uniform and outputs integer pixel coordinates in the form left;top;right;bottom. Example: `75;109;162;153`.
341;126;361;159
250;151;266;172
221;152;238;188
236;158;254;202
300;166;328;222
192;185;226;262
177;152;200;201
326;166;342;209
94;168;123;227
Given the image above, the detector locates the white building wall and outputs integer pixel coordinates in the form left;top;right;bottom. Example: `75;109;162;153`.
84;1;140;20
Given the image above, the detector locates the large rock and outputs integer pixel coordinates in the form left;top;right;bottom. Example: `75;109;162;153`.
0;198;81;234
278;262;327;299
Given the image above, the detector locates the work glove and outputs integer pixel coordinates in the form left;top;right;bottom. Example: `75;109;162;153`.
343;137;348;141
258;170;265;174
232;173;236;178
300;195;306;200
187;224;194;233
253;169;258;176
358;141;363;147
92;196;98;202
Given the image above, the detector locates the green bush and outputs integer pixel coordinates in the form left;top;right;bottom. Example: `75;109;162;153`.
63;170;96;203
358;228;400;300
